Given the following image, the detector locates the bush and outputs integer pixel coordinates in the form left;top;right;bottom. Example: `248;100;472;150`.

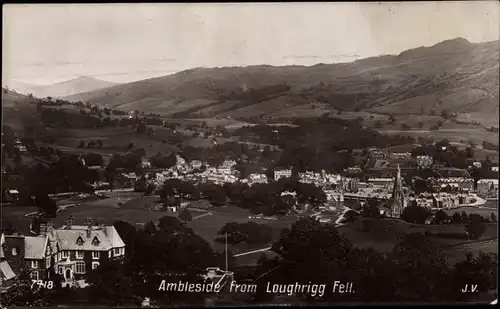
465;221;486;239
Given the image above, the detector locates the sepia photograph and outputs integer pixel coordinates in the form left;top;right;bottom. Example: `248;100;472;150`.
1;2;499;307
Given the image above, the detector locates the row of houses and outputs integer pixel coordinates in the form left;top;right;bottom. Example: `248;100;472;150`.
409;193;474;209
1;220;125;289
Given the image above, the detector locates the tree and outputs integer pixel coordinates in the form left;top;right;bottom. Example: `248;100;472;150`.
434;210;449;224
217;222;273;245
389;115;396;124
491;212;497;222
361;199;381;218
144;221;157;234
452;252;498;299
418;121;424;128
465;221;486;239
401;204;432;224
179;208;192;223
158;216;186;233
97;140;103;148
390;233;452;300
35;193;58;218
78;140;86;148
136;123;147;134
84;152;104;167
0;266;59;306
86;260;137;305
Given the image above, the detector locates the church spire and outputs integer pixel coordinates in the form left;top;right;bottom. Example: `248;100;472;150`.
391;164;405;217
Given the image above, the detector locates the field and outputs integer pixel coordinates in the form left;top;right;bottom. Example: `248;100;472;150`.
378;127;498;146
338;218;498;260
48;126;180;159
186;205;297;255
443;239;498;265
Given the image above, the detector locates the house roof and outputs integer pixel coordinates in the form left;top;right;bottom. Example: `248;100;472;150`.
48;225;125;251
0;261;16;281
24;236;48;259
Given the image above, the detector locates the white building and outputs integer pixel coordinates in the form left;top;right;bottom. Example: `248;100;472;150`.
274;169;292;181
247;173;268;185
191;160;202;170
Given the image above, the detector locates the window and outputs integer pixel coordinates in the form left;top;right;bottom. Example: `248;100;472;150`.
92;262;100;270
92;251;100;259
46;257;51;268
92;236;100;246
31;260;39;269
62;251;69;259
30;271;39;281
12;248;17;256
76;251;84;259
75;262;85;274
76;236;84;246
58;266;63;274
113;248;121;256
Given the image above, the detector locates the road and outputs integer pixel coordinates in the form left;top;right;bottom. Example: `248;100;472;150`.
233;247;272;258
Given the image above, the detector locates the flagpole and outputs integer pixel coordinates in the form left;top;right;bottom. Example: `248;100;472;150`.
225;232;228;272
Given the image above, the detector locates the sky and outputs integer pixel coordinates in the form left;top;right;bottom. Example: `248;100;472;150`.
3;2;499;85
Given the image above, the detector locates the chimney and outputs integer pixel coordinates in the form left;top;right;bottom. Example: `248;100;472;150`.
39;219;54;236
65;216;73;229
86;219;92;238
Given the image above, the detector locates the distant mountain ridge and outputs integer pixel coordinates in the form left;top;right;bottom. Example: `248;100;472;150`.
6;76;119;98
64;38;499;127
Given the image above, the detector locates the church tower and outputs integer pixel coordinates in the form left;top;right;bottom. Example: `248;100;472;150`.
390;165;405;217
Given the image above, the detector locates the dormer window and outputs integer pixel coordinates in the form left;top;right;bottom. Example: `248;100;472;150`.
76;236;84;246
92;236;100;246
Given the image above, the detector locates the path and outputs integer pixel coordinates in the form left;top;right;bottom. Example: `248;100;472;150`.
334;205;353;227
192;212;213;220
233;247;272;258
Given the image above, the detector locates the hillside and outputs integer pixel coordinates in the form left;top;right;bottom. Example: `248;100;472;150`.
65;38;499;127
11;76;119;98
1;89;45;130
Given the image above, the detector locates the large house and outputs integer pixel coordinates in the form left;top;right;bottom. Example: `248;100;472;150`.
2;234;49;282
1;220;126;284
274;169;292;181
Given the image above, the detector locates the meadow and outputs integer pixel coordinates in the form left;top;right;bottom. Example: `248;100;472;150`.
338;218;498;255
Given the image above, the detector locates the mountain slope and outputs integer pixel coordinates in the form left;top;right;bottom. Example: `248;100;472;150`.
65;38;499;126
19;76;119;98
4;80;41;94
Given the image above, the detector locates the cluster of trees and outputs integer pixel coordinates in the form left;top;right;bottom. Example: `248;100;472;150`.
86;217;233;305
177;142;279;170
150;152;177;169
108;148;147;171
83;152;104;167
411;139;473;169
216;222;274;245
234;118;414;173
224;178;326;216
482;141;498;151
156;178;326;216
